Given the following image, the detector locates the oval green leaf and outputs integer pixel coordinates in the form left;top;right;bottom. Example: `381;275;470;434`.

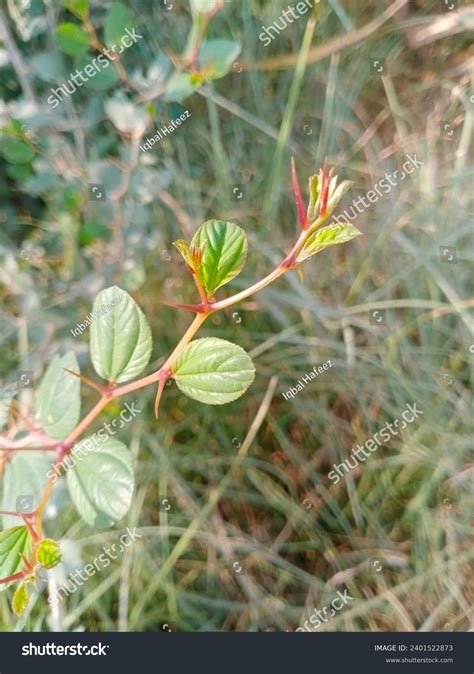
104;2;134;49
36;539;62;569
66;438;134;528
90;286;152;383
36;352;81;439
163;72;200;102
198;39;241;79
1;139;35;164
0;527;33;590
191;220;247;297
56;22;91;58
64;0;89;20
296;223;362;263
12;581;30;616
172;337;255;405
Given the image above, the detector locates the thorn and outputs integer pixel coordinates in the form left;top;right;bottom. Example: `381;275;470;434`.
291;157;308;230
63;369;109;395
154;378;167;419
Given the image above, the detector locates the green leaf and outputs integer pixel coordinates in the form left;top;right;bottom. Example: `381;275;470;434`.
12;581;30;616
66;438;134;528
56;22;91;58
191;220;247;296
35;352;81;439
0;527;33;590
36;539;61;569
64;0;89;19
2;454;52;530
30;51;66;83
76;55;119;90
90;286;152;383
296;223;362;263
163;72;199;102
104;2;134;49
79;220;109;246
1;139;34;164
306;173;320;224
198;39;241;79
325;180;353;220
172;337;255;405
173;240;195;270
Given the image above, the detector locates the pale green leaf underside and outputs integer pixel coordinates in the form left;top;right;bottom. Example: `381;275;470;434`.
66;438;134;529
0;527;33;591
191;220;247;296
36;352;81;439
172;337;255;405
297;223;362;263
90;286;152;383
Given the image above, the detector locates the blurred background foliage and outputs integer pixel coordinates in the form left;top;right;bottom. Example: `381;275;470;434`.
0;0;473;632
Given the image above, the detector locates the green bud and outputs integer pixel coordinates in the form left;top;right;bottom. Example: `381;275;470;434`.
36;539;62;570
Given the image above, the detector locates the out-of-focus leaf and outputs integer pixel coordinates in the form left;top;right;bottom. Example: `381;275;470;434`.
56;22;91;58
77;55;119;90
30;52;66;84
79;220;109;246
163;72;199;102
1;140;34;164
64;0;89;19
198;39;241;79
104;2;134;49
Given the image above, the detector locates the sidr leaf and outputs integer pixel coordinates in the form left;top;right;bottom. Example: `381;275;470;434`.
12;581;30;617
63;0;89;20
1;139;34;164
172;337;255;405
36;352;81;439
36;539;62;569
296;223;362;263
0;527;33;590
104;2;134;49
90;286;152;383
191;220;247;297
56;22;91;58
198;39;241;79
66;438;134;529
